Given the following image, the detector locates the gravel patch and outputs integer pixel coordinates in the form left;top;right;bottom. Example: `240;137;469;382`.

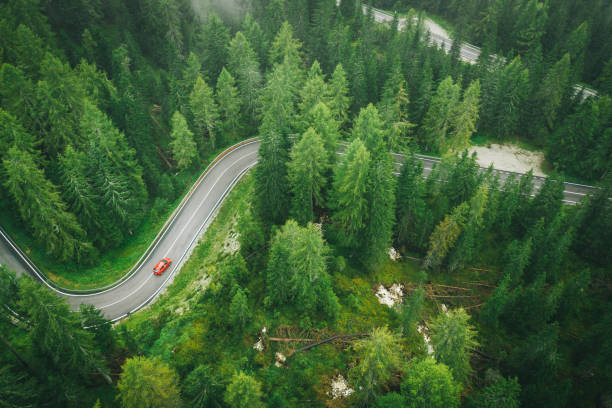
469;144;545;177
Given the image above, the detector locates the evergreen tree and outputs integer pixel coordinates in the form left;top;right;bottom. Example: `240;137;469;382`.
3;146;92;261
349;327;402;404
198;13;230;81
224;372;264;408
396;154;432;252
287;128;329;224
215;67;242;142
401;358;461;408
254;128;290;226
242;13;268;67
269;21;303;68
430;308;478;383
303;102;340;165
182;365;224;408
169;111;197;169
421;76;461;153
229;287;251;331
329;139;371;248
447;80;480;154
297;61;329;131
424;202;469;270
536;53;571;133
228;32;262;121
352;103;387;154
467;376;521;408
378;60;415;151
190;76;220;150
327;63;351;128
117;356;181;408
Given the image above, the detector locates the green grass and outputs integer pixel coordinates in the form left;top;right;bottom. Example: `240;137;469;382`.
0;143;242;290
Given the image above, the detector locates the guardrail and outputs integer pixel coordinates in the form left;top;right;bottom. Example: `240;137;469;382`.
0;138;259;295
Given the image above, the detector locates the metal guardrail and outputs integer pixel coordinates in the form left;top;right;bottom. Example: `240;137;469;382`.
0;138;259;295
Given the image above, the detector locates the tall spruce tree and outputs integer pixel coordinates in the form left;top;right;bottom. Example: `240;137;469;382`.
228;32;262;121
287;127;329;224
190;76;220;150
169;111;198;169
215;67;242;142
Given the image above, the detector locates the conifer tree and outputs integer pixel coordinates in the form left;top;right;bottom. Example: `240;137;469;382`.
169;111;197;169
378;60;415;152
288;128;329;224
254;129;290;225
228;32;262;121
118;356;181;408
401;358;461;408
328;63;351;128
242;13;268;67
224;372;264;408
352;103;387;154
199;13;230;81
303;102;340;165
421;76;461;153
537;53;571;132
229;287;251;331
424;202;469;270
447;80;480;154
269;21;303;68
215;67;242;142
349;327;402;404
297;61;330;131
190;76;220;150
430;308;478;383
3;146;92;261
329;139;371;248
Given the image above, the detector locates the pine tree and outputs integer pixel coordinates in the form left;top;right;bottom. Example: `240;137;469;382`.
349;327;402;404
229;287;251;331
269;21;303;68
254;129;290;225
224;372;264;408
297;61;330;131
421;76;461;153
242;13;268;67
182;365;224;408
198;13;230;81
362;151;396;268
228;32;262;121
303;102;340;165
328;63;351;128
169;111;197;169
3;146;92;261
258;58;300;137
401;358;461;408
117;356;181;408
190;76;220;150
430;308;478;383
467;376;521;408
446;80;480;154
215;67;242;142
378;60;415;152
329;139;371;248
537;53;571;132
424;202;469;270
352;103;387;154
287;128;329;224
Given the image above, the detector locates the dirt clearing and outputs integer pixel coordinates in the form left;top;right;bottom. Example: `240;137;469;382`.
469;144;546;177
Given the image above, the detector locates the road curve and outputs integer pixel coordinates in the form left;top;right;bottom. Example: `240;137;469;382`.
0;138;600;322
1;140;260;322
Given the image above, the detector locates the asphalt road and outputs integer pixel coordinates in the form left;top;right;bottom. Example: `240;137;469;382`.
0;139;599;322
363;5;599;98
0;140;260;321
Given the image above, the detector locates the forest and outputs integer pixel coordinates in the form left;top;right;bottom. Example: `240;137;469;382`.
0;0;611;407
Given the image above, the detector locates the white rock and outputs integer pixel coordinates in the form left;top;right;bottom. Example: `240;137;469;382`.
388;247;402;261
253;339;263;352
328;375;354;399
375;283;404;307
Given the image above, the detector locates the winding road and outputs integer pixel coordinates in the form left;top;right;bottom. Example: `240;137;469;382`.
0;138;599;323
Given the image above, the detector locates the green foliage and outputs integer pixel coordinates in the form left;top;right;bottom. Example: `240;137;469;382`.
182;365;224;408
198;13;230;81
329;138;371;248
349;327;403;404
424;202;468;270
224;372;264;408
269;21;302;68
215;67;242;142
229;287;252;331
117;356;181;408
430;308;478;383
266;220;339;319
328;63;352;128
169;111;197;169
288;127;329;224
228;31;262;121
421;76;461;153
401;358;461;408
467;376;521;408
190;76;220;150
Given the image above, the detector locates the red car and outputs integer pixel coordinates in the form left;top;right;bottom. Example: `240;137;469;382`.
153;258;172;275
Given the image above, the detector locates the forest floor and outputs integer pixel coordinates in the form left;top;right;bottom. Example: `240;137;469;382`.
468;144;546;177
